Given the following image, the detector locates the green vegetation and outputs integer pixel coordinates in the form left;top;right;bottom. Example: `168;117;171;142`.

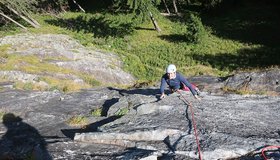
221;85;279;96
12;76;92;92
0;44;10;57
115;108;129;116
66;115;88;127
80;75;100;87
1;0;279;86
185;14;207;43
90;108;102;117
29;11;230;81
0;45;98;92
0;110;6;122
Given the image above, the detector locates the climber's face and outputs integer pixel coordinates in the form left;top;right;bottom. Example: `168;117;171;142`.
167;72;176;79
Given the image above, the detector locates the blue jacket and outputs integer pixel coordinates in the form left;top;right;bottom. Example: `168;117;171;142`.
160;72;197;96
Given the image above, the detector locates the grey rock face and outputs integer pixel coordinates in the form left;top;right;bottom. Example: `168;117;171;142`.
187;69;280;96
0;71;38;82
224;69;280;93
0;86;279;160
0;33;135;86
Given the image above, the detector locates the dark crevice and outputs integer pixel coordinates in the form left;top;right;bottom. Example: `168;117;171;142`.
101;98;119;116
61;115;122;139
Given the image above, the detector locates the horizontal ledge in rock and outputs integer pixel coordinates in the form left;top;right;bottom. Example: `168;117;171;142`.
74;129;182;146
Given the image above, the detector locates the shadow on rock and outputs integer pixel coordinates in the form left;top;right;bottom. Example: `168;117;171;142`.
61;115;121;139
101;98;119;116
0;113;52;160
183;101;192;135
75;147;155;160
108;87;160;96
121;147;155;159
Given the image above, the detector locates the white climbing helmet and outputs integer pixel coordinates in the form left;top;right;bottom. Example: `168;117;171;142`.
166;64;176;73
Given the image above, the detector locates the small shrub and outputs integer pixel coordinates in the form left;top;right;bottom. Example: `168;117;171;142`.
185;14;207;43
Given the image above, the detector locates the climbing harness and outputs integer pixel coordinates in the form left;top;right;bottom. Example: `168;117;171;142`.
261;145;280;160
177;90;202;160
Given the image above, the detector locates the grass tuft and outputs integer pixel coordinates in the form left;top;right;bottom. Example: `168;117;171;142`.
90;108;102;117
66;115;88;127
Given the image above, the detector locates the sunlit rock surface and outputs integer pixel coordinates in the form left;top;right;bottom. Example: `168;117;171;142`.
0;33;135;86
0;85;279;160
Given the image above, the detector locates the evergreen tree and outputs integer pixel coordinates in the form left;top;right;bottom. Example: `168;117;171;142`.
115;0;162;32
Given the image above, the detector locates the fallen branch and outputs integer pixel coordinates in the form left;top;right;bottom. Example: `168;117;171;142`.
0;12;27;30
72;0;85;12
7;6;40;28
149;11;161;32
26;13;40;27
162;0;170;15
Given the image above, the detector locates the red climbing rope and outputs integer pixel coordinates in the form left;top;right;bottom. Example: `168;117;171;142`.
261;145;280;160
177;90;202;160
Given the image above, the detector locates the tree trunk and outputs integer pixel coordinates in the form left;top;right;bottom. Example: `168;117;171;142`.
0;12;27;30
149;11;161;32
26;14;40;27
72;0;85;12
7;7;40;28
162;0;170;15
186;0;190;6
173;0;178;14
